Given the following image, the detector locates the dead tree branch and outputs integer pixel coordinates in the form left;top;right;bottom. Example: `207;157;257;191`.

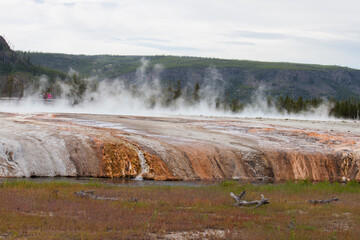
74;190;118;201
230;191;269;208
308;197;339;204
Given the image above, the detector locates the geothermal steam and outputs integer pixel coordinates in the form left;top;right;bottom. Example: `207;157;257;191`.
0;58;334;120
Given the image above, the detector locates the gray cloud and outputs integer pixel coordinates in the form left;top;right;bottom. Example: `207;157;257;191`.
220;41;255;46
115;37;171;44
2;0;360;68
228;30;288;40
114;37;199;52
137;42;199;52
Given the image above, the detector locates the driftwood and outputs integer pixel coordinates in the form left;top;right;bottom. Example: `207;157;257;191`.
230;191;269;208
308;197;339;204
74;190;118;201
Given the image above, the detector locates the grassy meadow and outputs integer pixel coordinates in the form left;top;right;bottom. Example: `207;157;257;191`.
0;179;359;239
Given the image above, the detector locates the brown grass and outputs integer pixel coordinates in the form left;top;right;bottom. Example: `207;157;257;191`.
0;180;359;239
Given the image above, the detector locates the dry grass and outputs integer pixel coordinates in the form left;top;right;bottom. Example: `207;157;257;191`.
0;179;359;239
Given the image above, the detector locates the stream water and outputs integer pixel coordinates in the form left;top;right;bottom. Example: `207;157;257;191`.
0;177;220;187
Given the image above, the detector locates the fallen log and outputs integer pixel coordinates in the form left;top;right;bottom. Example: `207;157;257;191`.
308;197;339;204
74;190;118;201
230;191;269;208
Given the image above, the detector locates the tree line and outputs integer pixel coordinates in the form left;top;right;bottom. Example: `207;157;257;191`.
1;71;360;120
267;95;360;119
330;98;360;119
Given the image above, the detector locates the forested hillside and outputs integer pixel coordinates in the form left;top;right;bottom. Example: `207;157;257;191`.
0;35;358;118
27;53;360;101
0;36;65;98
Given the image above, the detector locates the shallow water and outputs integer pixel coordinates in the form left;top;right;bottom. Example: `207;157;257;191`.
0;177;220;187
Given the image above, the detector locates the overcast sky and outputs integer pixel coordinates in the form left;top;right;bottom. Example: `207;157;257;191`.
1;0;360;68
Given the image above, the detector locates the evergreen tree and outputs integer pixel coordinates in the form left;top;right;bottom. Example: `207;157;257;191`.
68;73;87;105
6;74;14;98
230;99;243;113
267;96;274;108
192;82;200;103
18;79;24;99
215;97;221;109
295;96;304;112
162;84;174;107
173;79;182;100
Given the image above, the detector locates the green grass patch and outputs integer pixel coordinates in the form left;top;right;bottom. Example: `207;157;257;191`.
0;179;358;239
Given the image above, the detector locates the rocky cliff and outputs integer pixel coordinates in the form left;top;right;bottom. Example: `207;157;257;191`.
0;112;359;181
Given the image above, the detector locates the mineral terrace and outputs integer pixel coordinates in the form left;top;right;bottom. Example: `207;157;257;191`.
0;112;359;181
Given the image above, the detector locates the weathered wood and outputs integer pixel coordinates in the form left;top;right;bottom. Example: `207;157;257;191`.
230;191;269;208
255;194;269;208
308;197;339;204
74;190;118;201
238;190;246;200
230;191;245;203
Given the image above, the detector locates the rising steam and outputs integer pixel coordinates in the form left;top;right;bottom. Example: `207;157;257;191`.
0;58;336;120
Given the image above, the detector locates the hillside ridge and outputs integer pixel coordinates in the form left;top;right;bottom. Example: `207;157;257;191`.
27;52;360;101
0;36;65;98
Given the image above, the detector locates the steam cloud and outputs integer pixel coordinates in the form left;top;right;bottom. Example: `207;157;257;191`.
0;58;336;120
